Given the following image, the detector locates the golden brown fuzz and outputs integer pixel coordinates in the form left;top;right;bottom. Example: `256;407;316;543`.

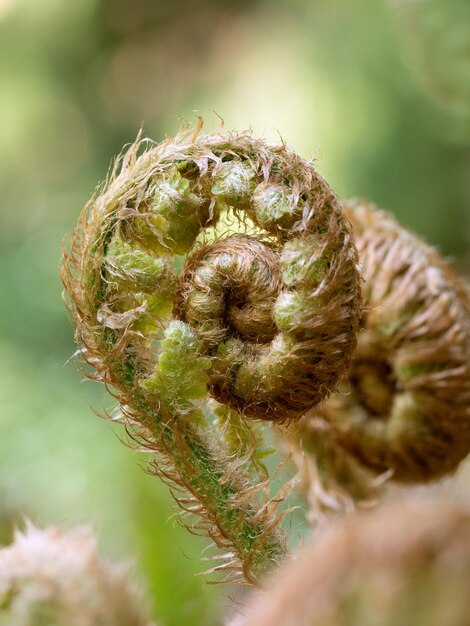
61;127;361;583
280;416;381;523
307;199;470;483
232;497;470;626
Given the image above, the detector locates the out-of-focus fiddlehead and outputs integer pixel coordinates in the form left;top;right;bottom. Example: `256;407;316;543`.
231;496;470;626
281;416;382;524
301;199;470;487
61;127;361;584
0;523;153;626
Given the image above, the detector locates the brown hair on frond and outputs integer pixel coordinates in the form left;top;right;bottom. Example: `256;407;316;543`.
60;127;362;584
232;496;470;626
307;199;470;483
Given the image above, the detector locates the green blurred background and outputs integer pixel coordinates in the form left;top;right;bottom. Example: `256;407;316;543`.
0;0;469;624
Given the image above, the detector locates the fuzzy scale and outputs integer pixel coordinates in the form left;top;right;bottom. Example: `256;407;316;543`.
61;128;361;583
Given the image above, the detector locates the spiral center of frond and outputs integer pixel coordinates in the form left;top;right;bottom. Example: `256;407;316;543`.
349;334;397;419
177;236;281;348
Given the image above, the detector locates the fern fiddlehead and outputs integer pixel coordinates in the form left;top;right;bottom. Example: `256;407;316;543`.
0;524;152;626
61;127;361;583
231;496;470;626
302;199;470;484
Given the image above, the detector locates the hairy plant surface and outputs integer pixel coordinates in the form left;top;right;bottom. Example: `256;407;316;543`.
232;497;470;626
0;524;152;626
281;416;381;523
303;199;470;484
61;126;361;583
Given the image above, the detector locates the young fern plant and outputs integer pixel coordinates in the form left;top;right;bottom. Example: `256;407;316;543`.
0;524;152;626
292;199;470;517
61;126;361;584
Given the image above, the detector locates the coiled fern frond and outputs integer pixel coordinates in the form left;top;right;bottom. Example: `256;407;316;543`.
0;523;152;626
302;199;470;485
61;126;362;584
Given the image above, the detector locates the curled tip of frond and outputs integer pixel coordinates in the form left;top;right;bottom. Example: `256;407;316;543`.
61;125;361;420
60;122;362;584
0;522;154;626
312;198;470;482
